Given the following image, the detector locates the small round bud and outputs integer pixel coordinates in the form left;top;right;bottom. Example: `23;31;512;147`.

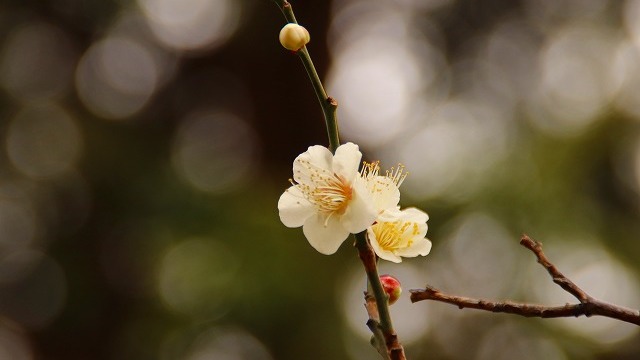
379;274;402;305
279;23;310;51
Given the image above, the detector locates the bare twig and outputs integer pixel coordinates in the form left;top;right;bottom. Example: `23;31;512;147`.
410;234;640;326
519;235;588;303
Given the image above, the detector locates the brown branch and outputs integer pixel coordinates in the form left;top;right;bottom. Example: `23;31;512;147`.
354;232;407;360
410;286;587;318
365;294;391;360
410;234;640;326
519;234;589;303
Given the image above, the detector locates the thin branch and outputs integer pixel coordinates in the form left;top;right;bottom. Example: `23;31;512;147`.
272;0;340;152
365;294;391;360
354;232;393;332
410;286;599;319
355;232;407;359
272;0;297;23
519;235;589;302
410;234;640;326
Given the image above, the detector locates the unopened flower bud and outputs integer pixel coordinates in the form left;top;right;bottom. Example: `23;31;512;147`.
379;274;402;305
279;23;310;51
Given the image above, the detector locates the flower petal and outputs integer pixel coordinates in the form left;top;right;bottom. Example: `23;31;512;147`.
303;214;350;255
340;178;377;233
403;207;429;222
278;186;315;228
397;238;432;257
401;207;429;237
376;207;403;222
293;145;333;184
368;176;401;212
332;142;362;181
368;228;402;263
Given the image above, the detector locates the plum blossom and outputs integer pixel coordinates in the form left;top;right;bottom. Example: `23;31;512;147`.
360;161;407;214
278;143;377;255
368;207;432;263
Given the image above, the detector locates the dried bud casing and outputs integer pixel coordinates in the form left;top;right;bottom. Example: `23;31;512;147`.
279;23;310;51
380;274;402;305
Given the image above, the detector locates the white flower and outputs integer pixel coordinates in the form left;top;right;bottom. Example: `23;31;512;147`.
278;143;377;255
360;161;407;214
368;207;432;263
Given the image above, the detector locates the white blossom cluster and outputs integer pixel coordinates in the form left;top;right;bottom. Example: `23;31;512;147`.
278;142;431;262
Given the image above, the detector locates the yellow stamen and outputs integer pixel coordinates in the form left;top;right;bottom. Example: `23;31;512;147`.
372;219;417;253
386;164;408;187
293;159;353;216
361;161;408;188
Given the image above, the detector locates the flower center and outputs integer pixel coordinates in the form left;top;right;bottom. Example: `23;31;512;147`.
294;159;353;216
312;174;352;214
372;220;419;252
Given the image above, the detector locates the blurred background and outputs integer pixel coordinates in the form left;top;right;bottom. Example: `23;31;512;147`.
0;0;639;359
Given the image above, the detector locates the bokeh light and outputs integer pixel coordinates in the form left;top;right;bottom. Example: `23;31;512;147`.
396;99;511;202
526;25;619;136
471;19;539;109
426;213;520;298
108;11;179;87
476;322;567;360
137;0;241;52
0;192;38;254
610;40;640;119
0;248;42;285
171;110;259;194
624;0;640;47
0;21;77;101
327;1;450;147
75;36;159;120
0;323;33;360
327;40;417;145
181;327;273;360
0;251;66;330
6;102;82;179
524;0;612;29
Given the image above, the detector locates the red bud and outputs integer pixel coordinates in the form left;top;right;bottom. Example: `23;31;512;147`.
379;274;402;305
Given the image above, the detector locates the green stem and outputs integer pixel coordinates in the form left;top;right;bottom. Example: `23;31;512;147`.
354;231;395;333
273;0;297;23
297;49;340;152
272;0;340;152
